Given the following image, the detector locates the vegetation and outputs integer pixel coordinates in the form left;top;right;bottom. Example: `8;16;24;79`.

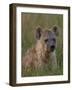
21;13;63;77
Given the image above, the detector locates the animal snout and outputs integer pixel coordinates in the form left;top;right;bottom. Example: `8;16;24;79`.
50;45;55;51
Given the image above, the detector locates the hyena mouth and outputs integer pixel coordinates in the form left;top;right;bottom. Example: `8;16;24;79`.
50;46;55;52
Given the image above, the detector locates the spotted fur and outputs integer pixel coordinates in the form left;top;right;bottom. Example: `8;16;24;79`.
22;25;59;71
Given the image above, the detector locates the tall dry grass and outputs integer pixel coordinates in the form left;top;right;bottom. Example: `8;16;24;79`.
21;13;63;77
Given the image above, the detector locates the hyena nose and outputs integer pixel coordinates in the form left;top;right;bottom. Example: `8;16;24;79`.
50;45;55;51
51;45;55;49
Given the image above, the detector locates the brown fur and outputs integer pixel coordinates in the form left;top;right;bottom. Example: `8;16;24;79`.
22;26;59;71
22;40;50;70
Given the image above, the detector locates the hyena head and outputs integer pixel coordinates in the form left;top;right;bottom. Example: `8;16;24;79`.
35;25;59;53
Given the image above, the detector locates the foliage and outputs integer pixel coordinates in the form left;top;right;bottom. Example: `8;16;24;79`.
21;13;63;77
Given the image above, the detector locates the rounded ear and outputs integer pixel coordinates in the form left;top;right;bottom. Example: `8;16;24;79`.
35;26;43;40
52;25;59;36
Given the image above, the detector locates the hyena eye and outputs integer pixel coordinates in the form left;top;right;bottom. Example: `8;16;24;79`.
44;39;48;43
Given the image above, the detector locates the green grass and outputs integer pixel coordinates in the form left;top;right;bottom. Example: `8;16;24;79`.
21;13;63;77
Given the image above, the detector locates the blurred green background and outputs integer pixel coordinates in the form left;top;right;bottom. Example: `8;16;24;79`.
21;13;63;77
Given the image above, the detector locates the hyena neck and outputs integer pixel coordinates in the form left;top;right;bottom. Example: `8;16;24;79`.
49;51;56;59
35;40;49;61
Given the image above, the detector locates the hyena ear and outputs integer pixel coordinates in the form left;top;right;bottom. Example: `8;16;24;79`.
52;25;59;36
35;26;43;39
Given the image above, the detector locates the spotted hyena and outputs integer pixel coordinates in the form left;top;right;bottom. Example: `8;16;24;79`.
22;25;59;71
